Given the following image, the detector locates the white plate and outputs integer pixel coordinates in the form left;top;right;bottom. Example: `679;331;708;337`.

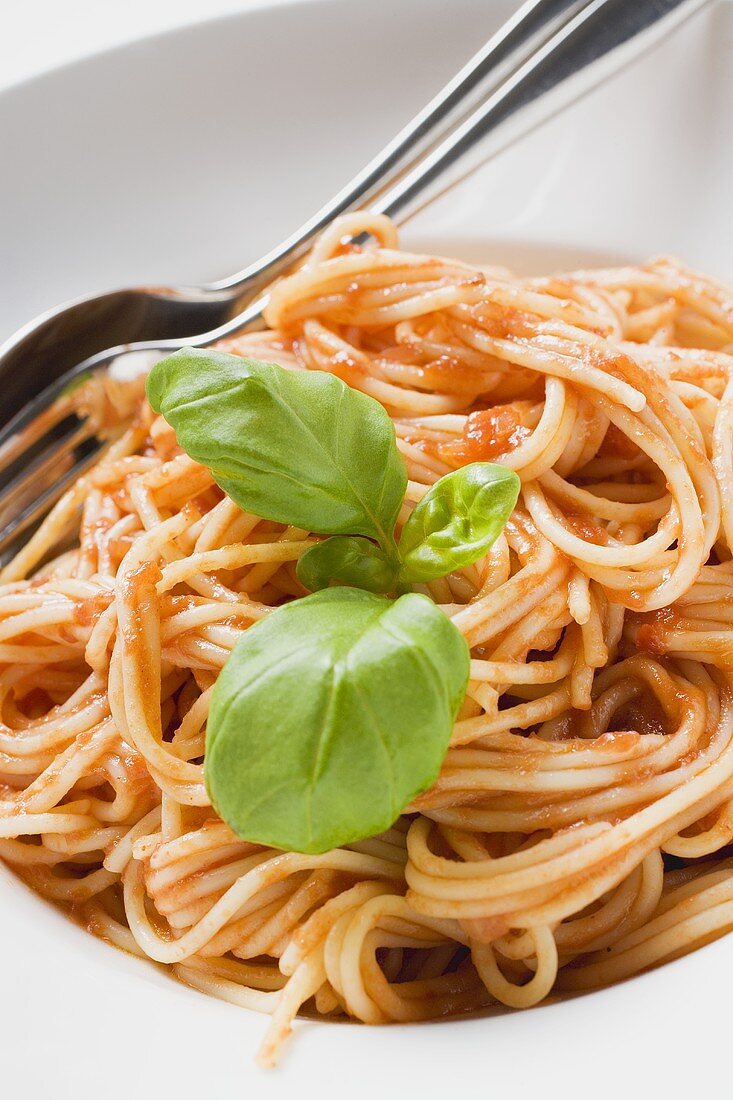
1;2;732;1097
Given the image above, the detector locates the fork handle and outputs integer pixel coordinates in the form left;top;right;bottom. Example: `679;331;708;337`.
200;0;706;344
372;0;708;225
212;0;705;307
210;0;588;297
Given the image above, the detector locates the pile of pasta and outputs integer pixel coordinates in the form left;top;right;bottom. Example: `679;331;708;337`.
2;213;733;1062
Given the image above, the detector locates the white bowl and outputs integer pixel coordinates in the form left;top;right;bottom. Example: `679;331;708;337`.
0;2;732;1097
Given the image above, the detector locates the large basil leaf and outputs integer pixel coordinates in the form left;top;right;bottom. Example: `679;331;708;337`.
205;587;469;854
147;350;407;547
296;536;397;594
398;462;520;583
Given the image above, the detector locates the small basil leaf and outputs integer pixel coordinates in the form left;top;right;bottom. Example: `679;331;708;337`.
398;462;520;583
147;350;407;547
205;587;469;854
297;537;397;594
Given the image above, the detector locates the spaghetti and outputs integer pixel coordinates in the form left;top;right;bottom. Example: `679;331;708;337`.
2;212;733;1062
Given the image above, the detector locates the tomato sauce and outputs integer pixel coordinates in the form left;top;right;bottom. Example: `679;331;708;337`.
564;513;608;545
439;404;530;465
598;422;641;460
634;606;678;655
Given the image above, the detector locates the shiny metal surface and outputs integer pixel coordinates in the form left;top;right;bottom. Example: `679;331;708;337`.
0;0;708;564
0;0;585;415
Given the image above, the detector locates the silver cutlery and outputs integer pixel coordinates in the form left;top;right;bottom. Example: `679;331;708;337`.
0;0;708;565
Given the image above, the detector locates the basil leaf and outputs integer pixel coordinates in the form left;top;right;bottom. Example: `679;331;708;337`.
205;587;469;854
297;536;397;594
147;350;407;547
398;462;520;583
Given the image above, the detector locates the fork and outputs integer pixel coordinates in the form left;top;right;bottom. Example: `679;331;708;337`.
0;0;707;567
0;0;585;421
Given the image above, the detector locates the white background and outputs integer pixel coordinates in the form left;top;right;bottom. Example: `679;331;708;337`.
0;0;295;90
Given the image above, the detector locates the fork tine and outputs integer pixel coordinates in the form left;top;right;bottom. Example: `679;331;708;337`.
0;440;105;559
0;367;93;475
0;418;97;524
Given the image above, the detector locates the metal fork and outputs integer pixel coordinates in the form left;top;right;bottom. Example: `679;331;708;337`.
0;0;707;567
0;0;586;420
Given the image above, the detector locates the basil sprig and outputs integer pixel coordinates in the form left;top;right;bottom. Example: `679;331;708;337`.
147;349;520;853
297;536;398;595
147;349;406;552
397;463;519;584
206;588;469;854
148;349;519;594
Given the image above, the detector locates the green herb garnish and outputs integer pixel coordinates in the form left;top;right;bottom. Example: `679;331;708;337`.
205;587;469;854
397;462;519;584
146;349;406;553
296;535;398;595
147;349;520;853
